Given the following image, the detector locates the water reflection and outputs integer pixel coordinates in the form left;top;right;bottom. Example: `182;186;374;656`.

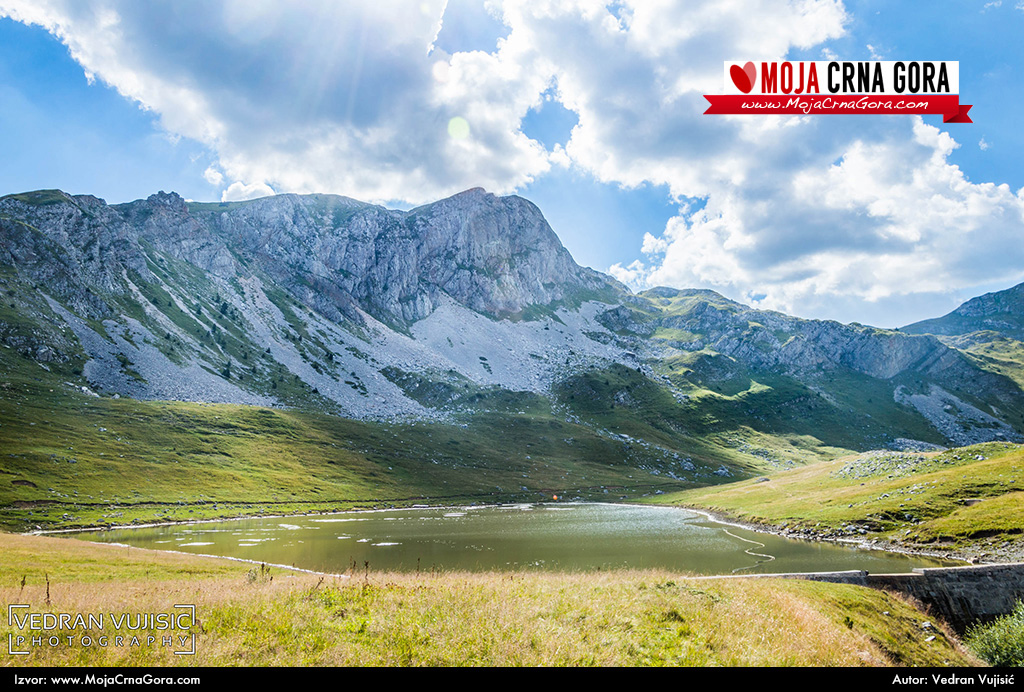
86;503;955;575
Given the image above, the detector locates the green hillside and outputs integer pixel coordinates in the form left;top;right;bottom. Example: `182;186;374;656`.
0;347;749;532
657;442;1024;562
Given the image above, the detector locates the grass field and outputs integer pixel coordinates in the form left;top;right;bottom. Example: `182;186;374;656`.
0;334;1018;666
654;442;1024;562
0;349;723;532
0;533;981;667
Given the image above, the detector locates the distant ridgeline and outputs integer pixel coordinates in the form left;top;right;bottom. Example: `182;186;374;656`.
2;186;1024;480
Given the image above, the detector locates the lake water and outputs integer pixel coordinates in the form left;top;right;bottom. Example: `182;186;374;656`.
86;503;954;575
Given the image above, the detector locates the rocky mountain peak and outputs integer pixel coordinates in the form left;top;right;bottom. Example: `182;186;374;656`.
2;186;618;327
903;281;1024;339
3;185;1024;450
146;190;188;212
449;186;489;199
951;282;1024;319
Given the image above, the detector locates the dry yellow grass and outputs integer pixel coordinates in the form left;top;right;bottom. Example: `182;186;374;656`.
0;531;250;584
1;533;982;667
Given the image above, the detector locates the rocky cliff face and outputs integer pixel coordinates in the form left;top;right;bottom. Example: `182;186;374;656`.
120;188;616;327
0;187;632;419
1;187;1022;451
640;286;990;388
903;282;1024;340
0;191;150;319
2;187;618;329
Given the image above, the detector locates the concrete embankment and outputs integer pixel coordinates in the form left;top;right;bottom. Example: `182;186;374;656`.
699;562;1024;633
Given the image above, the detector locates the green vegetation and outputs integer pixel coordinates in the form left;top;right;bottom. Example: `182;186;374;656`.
0;350;713;532
638;286;740;315
653;352;947;450
0;531;247;585
0;533;980;667
651;326;700;343
1;190;75;207
556;362;858;476
0;268;89;379
380;366;479;409
657;442;1024;558
966;601;1024;667
960;336;1024;392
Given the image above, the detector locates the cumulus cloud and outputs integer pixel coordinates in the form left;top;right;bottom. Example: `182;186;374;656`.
202;166;224;187
486;2;1024;324
0;0;550;204
624;116;1024;323
3;0;1022;325
222;180;275;202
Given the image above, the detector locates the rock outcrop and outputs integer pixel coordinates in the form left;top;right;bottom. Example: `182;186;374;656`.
2;186;1022;448
904;282;1024;340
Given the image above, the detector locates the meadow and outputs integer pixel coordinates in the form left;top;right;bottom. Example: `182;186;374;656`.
0;532;980;667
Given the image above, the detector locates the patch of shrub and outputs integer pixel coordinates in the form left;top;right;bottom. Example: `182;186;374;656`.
966;600;1024;667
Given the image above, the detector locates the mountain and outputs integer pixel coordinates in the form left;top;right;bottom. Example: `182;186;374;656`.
606;286;1024;449
0;188;630;418
904;282;1024;341
130;187;618;327
2;186;1023;487
901;281;1024;401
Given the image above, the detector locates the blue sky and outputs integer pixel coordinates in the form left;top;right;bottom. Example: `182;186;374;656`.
1;1;1023;328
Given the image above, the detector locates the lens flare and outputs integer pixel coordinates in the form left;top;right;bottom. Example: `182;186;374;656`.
447;116;470;140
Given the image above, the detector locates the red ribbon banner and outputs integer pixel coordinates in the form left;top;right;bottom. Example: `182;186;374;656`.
703;94;972;123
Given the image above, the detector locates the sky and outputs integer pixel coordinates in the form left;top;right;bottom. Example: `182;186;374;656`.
1;1;1023;329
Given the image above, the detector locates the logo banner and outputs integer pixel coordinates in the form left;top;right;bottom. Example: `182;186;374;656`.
705;61;971;122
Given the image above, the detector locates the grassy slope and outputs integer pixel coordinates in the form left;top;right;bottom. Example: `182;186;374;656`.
0;347;717;532
0;533;980;667
959;336;1024;393
650;349;952;452
655;442;1024;561
7;316;1023;558
638;287;1024;450
553;362;853;473
0;289;1011;666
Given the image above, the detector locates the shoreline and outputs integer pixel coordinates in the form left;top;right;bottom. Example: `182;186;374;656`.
27;499;1002;575
28;499;524;536
671;503;1019;567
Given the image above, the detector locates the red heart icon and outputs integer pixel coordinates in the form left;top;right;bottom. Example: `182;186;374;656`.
730;61;756;93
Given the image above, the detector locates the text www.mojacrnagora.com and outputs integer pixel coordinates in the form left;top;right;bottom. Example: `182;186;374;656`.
13;674;201;686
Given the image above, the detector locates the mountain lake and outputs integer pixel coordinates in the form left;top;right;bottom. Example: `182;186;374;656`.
82;503;956;575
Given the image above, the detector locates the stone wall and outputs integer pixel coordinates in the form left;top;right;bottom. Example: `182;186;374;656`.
709;563;1024;633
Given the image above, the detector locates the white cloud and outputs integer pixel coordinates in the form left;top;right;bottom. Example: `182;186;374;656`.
203;166;224;187
222;181;275;202
0;0;851;208
3;0;1022;325
0;0;550;205
483;2;1024;324
607;259;650;289
633;118;1024;323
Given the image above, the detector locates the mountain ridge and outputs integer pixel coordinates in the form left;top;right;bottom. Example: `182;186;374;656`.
904;282;1024;341
2;186;1023;468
